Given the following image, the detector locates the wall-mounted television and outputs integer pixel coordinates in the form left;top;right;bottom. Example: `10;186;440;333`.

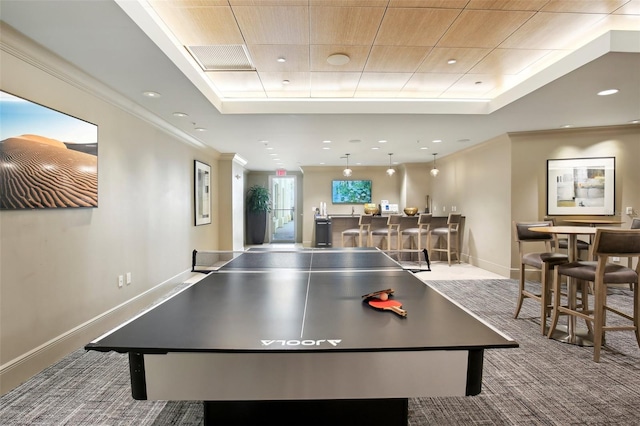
0;90;98;209
332;180;372;204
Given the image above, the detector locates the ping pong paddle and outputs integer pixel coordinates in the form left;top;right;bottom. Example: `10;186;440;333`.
367;297;407;317
361;288;395;300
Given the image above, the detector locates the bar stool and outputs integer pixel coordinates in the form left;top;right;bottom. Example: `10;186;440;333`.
371;214;402;252
513;221;569;335
547;228;640;362
341;214;373;247
429;213;462;266
401;213;432;263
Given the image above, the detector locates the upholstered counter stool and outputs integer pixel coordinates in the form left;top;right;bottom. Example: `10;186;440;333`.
513;221;569;335
401;213;432;264
429;213;462;266
547;228;640;362
341;214;373;247
371;214;402;254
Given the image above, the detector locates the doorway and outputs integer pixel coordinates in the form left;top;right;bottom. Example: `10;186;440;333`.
270;175;296;243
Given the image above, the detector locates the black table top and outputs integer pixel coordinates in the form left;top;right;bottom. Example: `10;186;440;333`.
86;250;517;354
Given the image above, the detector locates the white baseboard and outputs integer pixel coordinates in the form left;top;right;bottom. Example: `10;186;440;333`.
0;269;196;396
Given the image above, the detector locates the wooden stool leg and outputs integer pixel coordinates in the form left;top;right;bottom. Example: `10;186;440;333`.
514;263;526;319
547;268;562;338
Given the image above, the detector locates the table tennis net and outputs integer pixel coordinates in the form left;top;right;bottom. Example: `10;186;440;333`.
192;250;242;273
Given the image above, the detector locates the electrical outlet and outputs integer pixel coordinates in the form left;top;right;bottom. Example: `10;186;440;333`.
118;275;124;288
126;272;132;285
626;206;633;215
612;256;620;262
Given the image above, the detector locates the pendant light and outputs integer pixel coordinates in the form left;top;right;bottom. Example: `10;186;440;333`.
343;153;352;177
430;153;440;177
386;153;395;176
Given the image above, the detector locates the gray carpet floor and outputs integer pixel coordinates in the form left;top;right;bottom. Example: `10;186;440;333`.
1;278;639;425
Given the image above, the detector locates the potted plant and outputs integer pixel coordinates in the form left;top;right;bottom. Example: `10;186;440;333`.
246;184;272;244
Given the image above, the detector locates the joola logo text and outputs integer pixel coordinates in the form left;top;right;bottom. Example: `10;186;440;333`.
261;339;342;347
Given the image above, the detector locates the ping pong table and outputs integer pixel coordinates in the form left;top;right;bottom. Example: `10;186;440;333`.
86;249;517;425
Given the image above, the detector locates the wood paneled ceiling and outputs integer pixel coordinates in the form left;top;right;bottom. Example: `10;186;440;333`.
145;0;639;105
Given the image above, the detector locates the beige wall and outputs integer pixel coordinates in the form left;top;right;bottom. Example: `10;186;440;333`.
509;125;640;275
301;166;410;247
1;26;220;393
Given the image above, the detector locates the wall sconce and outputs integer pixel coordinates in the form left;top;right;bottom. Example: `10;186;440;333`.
430;153;440;177
343;153;352;177
386;153;395;176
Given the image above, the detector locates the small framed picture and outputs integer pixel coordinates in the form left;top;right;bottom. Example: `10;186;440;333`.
194;160;211;226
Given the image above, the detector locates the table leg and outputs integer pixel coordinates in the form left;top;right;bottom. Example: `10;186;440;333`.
549;234;593;346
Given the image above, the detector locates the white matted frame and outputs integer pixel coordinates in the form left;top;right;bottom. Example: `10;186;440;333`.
194;160;211;226
547;157;615;216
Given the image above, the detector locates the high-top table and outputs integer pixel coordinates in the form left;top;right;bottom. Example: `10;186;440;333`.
528;226;598;346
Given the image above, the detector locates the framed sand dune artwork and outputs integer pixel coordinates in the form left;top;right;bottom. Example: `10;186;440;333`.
0;90;98;209
547;157;615;216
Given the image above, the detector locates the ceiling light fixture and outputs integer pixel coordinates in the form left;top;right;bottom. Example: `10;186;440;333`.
447;59;457;64
277;57;286;63
172;112;188;117
386;153;395;176
142;91;161;98
194;127;206;132
597;89;619;96
430;153;440;177
327;53;350;66
343;153;352;177
282;80;290;85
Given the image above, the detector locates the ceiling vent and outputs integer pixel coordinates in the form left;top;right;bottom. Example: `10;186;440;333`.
187;45;255;71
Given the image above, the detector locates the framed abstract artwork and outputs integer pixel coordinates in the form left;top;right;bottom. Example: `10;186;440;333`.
547;157;615;216
194;160;211;226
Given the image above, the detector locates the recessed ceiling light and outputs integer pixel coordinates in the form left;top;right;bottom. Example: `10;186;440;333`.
282;80;290;85
629;119;640;124
322;147;331;150
447;59;457;64
597;89;619;96
327;53;350;66
420;147;429;150
349;139;361;143
378;140;387;143
323;140;331;143
432;139;442;143
173;112;188;117
457;138;470;143
194;127;206;132
266;146;274;150
371;147;380;150
277;57;286;63
561;124;573;128
142;91;161;98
